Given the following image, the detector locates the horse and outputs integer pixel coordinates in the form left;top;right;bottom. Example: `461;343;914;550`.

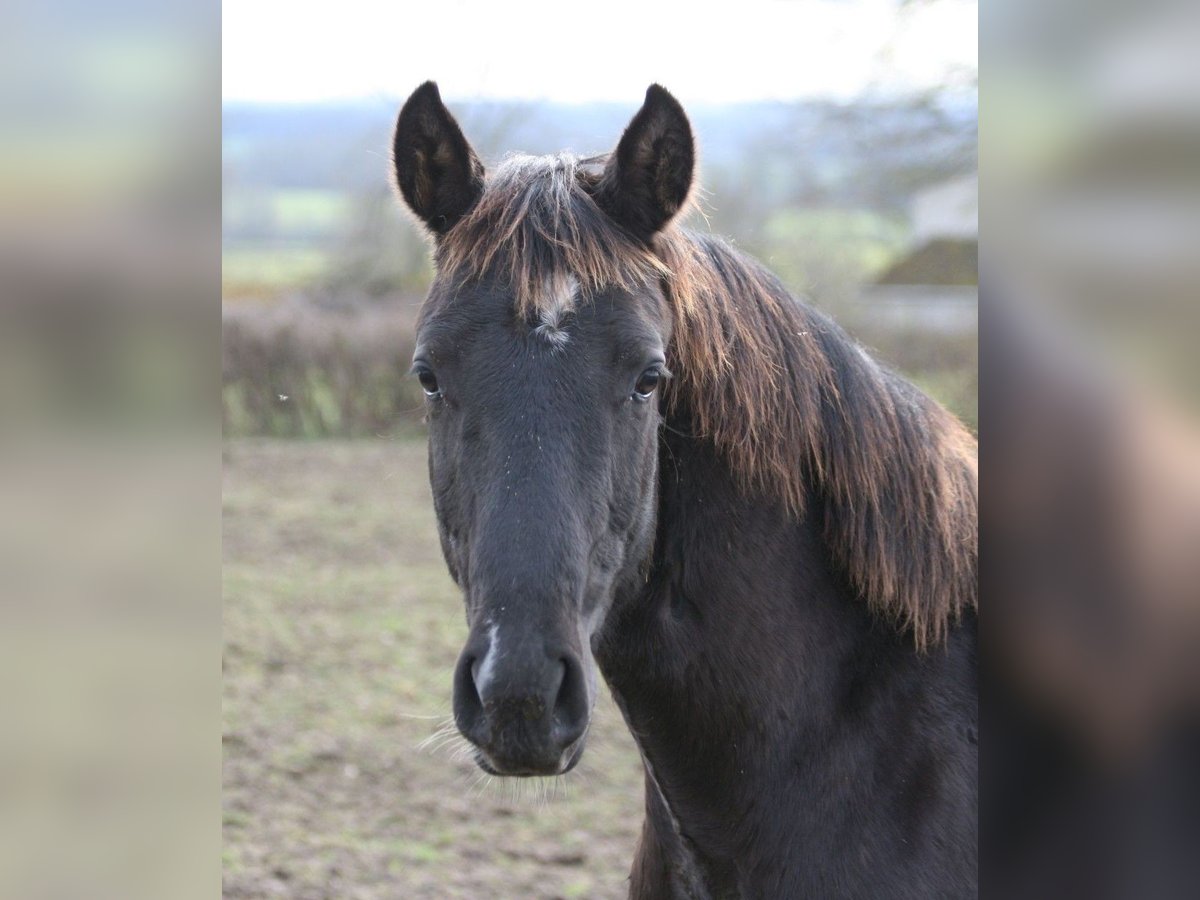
391;81;978;898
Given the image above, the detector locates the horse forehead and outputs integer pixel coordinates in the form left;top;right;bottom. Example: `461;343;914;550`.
532;276;579;347
420;275;656;357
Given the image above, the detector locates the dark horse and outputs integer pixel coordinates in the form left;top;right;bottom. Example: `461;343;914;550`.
392;82;977;898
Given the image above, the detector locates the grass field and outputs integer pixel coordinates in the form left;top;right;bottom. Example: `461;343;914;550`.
222;246;336;294
222;439;645;899
224;189;354;239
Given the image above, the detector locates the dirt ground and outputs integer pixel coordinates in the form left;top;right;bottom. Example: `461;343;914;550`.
223;439;645;898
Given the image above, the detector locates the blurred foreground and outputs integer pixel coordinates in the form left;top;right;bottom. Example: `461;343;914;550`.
984;1;1200;895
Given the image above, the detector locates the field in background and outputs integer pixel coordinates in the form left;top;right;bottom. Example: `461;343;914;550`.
223;440;645;899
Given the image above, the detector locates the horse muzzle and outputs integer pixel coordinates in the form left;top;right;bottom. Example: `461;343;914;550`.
452;625;592;776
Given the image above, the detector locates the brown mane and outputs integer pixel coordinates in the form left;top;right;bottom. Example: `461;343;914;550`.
435;153;978;649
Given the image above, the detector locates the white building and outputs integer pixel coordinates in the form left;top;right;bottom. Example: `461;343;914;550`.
859;173;978;333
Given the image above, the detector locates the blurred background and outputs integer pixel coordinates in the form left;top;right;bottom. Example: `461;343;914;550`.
221;0;979;439
220;1;976;896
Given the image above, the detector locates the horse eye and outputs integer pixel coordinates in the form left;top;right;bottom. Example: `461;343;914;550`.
416;367;441;397
633;368;662;400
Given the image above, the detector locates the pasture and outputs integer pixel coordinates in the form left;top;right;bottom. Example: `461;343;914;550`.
222;439;645;899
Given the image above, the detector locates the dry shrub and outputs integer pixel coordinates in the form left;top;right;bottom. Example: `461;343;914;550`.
222;297;424;438
222;294;976;437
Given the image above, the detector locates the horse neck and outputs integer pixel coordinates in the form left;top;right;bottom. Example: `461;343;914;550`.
597;408;975;866
599;415;875;768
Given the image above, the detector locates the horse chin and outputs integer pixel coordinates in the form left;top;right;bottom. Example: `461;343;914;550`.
472;735;588;778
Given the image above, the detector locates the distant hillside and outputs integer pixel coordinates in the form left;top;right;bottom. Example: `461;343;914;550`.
223;96;975;206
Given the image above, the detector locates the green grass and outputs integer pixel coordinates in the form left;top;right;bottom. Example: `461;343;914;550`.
222;188;357;292
223;440;645;899
271;190;353;231
224;189;353;237
222;245;334;292
758;208;910;298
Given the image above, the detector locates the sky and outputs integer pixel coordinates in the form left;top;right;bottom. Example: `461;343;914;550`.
223;0;977;104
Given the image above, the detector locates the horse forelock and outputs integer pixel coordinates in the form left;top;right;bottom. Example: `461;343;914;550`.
435;153;671;318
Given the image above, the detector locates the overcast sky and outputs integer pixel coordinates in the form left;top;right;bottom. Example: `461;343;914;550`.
223;0;976;104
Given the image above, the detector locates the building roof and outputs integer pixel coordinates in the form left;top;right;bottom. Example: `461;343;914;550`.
873;238;977;287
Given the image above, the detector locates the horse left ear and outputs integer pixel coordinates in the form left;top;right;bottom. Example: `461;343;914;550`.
392;81;485;236
593;84;695;242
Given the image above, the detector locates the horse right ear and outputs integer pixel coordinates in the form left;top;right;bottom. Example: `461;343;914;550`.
593;84;696;242
392;81;485;236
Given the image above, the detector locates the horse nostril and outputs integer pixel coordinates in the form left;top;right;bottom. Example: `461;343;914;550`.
468;656;483;698
552;656;590;748
453;638;591;771
453;652;486;744
545;659;566;717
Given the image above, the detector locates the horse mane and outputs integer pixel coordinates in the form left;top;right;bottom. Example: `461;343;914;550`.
436;153;978;649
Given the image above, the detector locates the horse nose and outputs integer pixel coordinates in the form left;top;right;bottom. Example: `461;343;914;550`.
452;633;590;774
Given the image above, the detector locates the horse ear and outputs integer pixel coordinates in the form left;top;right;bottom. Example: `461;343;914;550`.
593;84;696;242
392;81;485;236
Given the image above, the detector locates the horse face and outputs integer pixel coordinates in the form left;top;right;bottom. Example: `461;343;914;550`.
394;81;694;775
413;281;669;775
